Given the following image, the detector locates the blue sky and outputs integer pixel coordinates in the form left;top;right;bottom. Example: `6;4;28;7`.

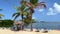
0;0;60;22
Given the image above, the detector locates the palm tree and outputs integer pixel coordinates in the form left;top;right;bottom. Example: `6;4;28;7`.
0;8;2;11
13;5;29;21
24;13;36;25
20;0;46;31
0;14;4;19
12;5;29;30
12;12;20;21
0;9;4;19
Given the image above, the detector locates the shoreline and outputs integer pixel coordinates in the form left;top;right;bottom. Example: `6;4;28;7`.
0;28;60;34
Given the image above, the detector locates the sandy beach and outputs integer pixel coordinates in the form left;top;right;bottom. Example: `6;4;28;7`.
0;28;60;34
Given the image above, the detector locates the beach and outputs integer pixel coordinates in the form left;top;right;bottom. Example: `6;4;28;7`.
0;28;60;34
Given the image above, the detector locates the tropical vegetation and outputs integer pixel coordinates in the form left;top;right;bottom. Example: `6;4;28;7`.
0;8;4;19
20;0;46;31
0;20;13;27
0;0;46;31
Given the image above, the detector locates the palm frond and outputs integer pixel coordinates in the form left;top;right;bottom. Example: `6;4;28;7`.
36;2;46;8
0;8;2;11
20;0;26;4
13;13;20;20
23;12;28;15
14;6;18;10
30;0;38;4
20;5;26;11
12;13;18;17
24;8;30;12
0;14;4;16
26;2;32;7
29;7;34;14
0;14;4;19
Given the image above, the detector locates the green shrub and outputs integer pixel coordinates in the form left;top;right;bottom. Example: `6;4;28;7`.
0;20;14;27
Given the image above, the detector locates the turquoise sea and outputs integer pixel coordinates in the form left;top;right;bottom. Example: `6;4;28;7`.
27;21;60;30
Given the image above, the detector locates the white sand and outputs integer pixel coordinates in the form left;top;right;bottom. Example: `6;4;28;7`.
0;28;60;34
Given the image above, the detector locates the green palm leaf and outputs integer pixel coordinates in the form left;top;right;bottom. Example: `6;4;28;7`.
0;14;4;18
14;6;18;10
12;13;18;17
14;14;20;20
30;0;38;4
23;12;28;15
24;8;30;12
12;13;20;20
0;8;2;11
20;4;26;11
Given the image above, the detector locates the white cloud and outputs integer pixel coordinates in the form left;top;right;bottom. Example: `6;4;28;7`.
47;2;60;15
47;8;57;15
38;9;44;12
53;3;60;13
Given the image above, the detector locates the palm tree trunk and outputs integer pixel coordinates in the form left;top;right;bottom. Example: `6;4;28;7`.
30;15;33;31
21;14;24;30
30;7;34;31
21;14;24;21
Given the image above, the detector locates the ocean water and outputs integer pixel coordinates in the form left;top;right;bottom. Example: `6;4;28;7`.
27;22;60;30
